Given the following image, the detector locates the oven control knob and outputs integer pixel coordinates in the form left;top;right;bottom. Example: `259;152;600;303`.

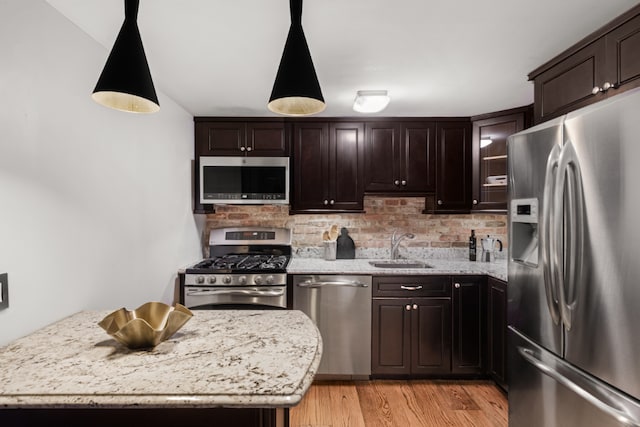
238;276;247;285
196;276;205;284
208;276;217;284
265;276;275;285
254;275;264;285
222;275;232;285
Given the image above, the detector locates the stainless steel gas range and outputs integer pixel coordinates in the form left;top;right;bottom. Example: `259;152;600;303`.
181;227;292;310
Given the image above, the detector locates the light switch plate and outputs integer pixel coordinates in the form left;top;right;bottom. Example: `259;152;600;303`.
0;273;8;309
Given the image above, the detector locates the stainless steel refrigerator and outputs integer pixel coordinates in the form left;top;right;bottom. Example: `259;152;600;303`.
508;87;640;426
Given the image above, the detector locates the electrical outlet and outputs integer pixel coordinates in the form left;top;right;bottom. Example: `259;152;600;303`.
0;273;8;309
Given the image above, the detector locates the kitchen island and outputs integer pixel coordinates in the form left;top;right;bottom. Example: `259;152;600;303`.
0;309;322;427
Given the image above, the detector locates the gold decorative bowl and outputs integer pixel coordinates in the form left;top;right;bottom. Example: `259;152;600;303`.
98;302;193;349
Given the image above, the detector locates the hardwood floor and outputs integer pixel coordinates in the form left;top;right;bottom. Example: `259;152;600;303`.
290;380;507;427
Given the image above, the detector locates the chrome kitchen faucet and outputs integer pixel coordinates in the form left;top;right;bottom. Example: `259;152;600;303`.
390;231;415;260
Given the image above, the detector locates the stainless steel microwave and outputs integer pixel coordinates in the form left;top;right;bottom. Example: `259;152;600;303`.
199;156;289;205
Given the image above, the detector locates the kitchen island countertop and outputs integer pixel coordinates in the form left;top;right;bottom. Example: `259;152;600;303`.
287;257;507;282
0;309;322;409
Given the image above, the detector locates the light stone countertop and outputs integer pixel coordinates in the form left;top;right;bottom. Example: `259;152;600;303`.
0;310;322;409
287;257;508;282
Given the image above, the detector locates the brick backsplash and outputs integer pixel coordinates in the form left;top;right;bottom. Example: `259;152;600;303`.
203;197;507;256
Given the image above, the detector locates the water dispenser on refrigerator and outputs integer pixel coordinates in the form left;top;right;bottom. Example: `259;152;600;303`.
510;198;539;267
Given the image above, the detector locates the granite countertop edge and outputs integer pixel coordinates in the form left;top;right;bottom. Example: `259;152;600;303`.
0;338;323;409
286;258;508;282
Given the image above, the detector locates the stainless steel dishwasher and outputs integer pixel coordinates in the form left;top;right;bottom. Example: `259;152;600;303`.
292;274;371;379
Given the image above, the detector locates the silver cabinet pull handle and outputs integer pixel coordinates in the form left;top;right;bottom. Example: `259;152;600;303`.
405;304;411;311
240;146;246;151
330;199;335;205
593;82;618;94
246;146;253;151
400;285;423;291
473;199;478;205
401;180;407;186
412;304;418;310
394;180;400;185
454;283;461;289
437;200;443;205
323;199;329;205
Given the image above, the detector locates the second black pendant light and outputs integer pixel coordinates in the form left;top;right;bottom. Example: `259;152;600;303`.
268;0;325;116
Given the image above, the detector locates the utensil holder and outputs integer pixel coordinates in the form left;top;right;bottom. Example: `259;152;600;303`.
324;241;337;260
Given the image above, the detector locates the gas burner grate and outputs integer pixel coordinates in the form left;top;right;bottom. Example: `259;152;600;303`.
191;254;289;272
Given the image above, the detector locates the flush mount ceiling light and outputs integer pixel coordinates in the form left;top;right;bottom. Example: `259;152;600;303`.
480;137;493;148
92;0;159;113
268;0;325;116
353;90;391;113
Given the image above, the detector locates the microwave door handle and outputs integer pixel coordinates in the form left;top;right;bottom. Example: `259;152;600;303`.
542;144;562;325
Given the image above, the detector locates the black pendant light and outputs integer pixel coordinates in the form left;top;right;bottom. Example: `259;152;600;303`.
92;0;159;113
268;0;325;116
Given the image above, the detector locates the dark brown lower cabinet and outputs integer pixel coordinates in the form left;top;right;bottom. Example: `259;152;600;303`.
452;276;486;376
412;298;452;375
488;277;508;391
372;297;451;376
372;275;500;383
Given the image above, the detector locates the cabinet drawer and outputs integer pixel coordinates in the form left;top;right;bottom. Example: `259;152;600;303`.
372;276;451;297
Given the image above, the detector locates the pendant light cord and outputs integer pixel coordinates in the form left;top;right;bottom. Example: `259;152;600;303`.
290;0;302;27
124;0;139;21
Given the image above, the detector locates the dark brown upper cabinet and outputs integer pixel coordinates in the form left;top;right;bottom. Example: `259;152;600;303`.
192;119;289;213
471;108;529;212
530;4;640;124
430;120;472;214
194;119;289;157
604;13;640;95
364;121;436;194
290;121;365;213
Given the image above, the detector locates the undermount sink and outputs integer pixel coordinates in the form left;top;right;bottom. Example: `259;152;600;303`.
369;260;432;269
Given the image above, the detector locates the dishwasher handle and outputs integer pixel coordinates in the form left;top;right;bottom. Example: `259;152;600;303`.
297;280;369;288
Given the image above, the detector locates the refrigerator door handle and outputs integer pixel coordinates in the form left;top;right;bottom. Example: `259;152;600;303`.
542;144;562;325
518;346;640;426
555;140;585;330
562;140;585;330
553;143;570;329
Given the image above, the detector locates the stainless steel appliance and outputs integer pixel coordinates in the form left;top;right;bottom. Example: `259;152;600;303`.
199;156;289;205
292;275;372;378
508;87;640;426
182;227;291;309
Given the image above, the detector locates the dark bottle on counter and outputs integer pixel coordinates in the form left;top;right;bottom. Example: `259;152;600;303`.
336;227;356;259
469;230;477;261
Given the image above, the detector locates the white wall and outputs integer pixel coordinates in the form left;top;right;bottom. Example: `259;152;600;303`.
0;0;203;345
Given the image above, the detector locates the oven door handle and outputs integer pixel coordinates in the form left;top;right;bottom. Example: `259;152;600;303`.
297;280;369;288
186;288;285;297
